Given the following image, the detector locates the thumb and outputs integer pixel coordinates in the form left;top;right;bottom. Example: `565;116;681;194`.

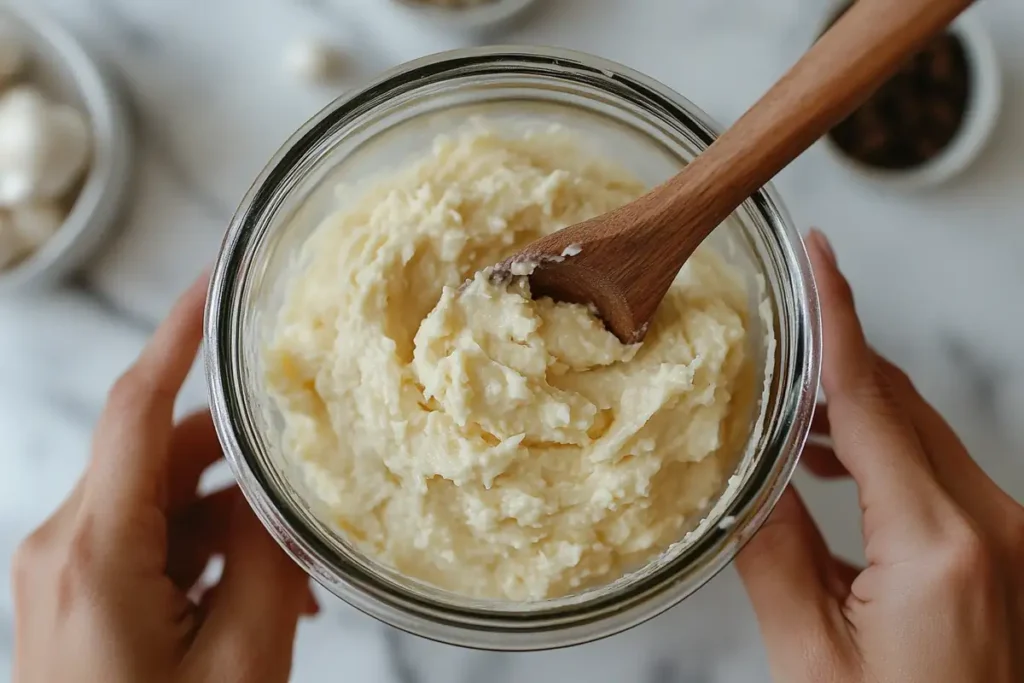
735;488;847;676
189;498;310;682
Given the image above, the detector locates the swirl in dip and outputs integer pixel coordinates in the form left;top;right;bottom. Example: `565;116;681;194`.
264;126;758;600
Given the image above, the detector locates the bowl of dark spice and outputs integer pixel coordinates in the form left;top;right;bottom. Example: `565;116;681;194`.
820;4;1001;190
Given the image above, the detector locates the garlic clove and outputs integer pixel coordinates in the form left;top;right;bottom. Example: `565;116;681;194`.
0;86;92;206
284;38;343;85
34;102;91;199
0;88;51;205
0;211;27;270
9;201;64;252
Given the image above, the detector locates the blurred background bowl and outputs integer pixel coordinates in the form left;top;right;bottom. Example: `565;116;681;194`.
820;6;1002;192
388;0;539;33
0;6;133;294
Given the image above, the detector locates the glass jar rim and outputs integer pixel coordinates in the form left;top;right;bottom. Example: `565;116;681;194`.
205;45;822;650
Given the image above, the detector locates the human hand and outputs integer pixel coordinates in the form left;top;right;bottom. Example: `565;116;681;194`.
12;274;318;683
736;230;1022;683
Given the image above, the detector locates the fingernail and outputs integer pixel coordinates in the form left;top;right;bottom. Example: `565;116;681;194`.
809;229;837;267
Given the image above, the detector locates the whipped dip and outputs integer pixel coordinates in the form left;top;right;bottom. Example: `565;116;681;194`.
264;127;758;600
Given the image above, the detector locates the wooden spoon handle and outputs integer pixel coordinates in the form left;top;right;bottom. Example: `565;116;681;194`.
645;0;975;246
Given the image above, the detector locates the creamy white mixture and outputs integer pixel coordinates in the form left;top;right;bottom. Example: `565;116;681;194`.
265;127;757;600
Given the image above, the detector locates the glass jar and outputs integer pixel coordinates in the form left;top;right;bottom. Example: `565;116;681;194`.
205;46;821;650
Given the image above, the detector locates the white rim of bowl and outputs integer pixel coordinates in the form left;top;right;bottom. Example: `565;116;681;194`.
389;0;538;31
0;6;133;293
822;8;1002;191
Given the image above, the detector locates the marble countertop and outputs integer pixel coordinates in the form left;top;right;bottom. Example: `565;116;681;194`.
2;0;1023;680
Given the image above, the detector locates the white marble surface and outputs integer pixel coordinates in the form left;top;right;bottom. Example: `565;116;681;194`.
2;0;1023;680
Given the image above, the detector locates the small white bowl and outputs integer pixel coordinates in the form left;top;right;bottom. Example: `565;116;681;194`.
0;6;134;294
822;7;1002;192
388;0;538;33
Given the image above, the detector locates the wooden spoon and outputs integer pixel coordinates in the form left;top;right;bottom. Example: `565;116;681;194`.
495;0;975;343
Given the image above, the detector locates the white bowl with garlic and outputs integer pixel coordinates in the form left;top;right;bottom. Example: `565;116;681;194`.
0;7;132;293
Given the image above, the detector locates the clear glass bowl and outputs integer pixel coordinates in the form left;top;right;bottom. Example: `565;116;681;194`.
205;46;821;650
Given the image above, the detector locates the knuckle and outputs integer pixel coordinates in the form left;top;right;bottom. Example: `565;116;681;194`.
66;519;97;569
11;532;45;591
107;370;148;411
12;517;105;614
54;519;100;612
878;356;914;393
867;359;901;404
936;521;996;587
846;358;905;421
839;277;856;308
823;267;856;308
106;366;170;419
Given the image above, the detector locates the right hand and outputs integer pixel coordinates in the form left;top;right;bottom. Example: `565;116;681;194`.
736;230;1022;682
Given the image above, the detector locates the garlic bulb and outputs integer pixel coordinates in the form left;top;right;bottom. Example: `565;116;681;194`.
0;86;91;206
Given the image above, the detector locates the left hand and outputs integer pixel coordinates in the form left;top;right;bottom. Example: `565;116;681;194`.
11;273;318;683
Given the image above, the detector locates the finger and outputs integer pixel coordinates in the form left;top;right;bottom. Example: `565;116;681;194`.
818;555;862;604
805;403;840;469
807;231;957;555
192;498;309;681
194;581;320;617
167;486;239;590
801;443;849;479
831;556;862;589
168;411;223;511
305;589;321;616
30;476;87;547
879;357;1022;550
736;488;851;672
86;273;209;525
810;403;831;437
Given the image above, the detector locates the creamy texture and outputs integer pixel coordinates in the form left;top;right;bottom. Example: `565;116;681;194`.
265;127;756;600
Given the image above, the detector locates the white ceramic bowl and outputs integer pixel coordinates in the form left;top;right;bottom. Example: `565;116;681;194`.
0;6;133;294
822;7;1002;191
388;0;538;33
